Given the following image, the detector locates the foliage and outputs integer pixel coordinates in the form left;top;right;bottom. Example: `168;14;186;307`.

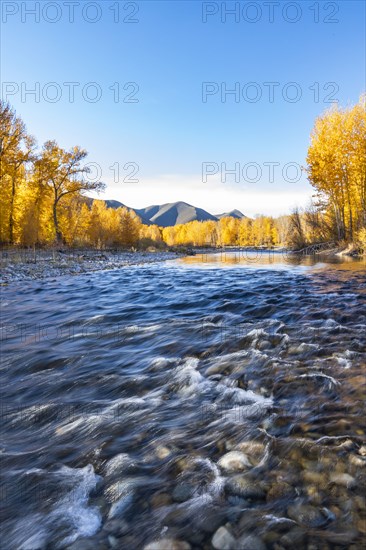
1;97;365;250
306;95;366;241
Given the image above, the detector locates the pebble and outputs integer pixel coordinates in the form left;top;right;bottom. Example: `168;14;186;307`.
212;526;237;550
266;481;295;501
102;519;129;537
105;480;136;519
150;492;172;508
234;441;265;464
359;445;366;456
218;451;252;473
143;538;191;550
67;537;108;550
287;503;328;527
103;453;136;477
329;473;356;488
225;475;266;500
236;534;266;550
323;528;359;544
1;252;180;283
172;482;196;502
302;470;326;486
155;445;172;459
279;527;306;547
193;506;224;534
349;454;366;467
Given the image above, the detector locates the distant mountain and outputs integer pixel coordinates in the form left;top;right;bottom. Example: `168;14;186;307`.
215;209;246;220
104;199;125;209
136;201;217;227
87;198;246;227
89;198;152;225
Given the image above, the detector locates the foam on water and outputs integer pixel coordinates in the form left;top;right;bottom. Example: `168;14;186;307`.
51;465;102;547
9;465;102;549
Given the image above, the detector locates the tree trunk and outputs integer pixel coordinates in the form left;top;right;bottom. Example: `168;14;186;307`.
8;175;15;244
53;201;62;243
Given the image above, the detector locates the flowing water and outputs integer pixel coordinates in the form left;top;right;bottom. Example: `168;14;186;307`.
1;252;366;550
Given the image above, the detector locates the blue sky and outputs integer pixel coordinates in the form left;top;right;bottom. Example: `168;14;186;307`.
1;0;365;216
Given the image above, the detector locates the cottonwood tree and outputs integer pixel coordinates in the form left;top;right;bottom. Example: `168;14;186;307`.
0;101;36;243
307;96;366;241
35;140;105;243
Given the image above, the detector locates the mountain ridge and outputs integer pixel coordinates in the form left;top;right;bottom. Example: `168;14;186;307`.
89;199;247;227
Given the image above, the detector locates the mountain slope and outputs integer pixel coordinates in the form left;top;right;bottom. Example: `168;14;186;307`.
215;209;246;219
87;198;247;226
89;199;152;225
140;201;217;227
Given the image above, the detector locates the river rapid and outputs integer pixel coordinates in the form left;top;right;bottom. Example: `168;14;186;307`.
1;251;366;550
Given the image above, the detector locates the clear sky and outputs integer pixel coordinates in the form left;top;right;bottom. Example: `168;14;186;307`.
1;0;365;216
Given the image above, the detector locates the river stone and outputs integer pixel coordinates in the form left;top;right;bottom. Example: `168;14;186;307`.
359;445;366;456
354;495;366;511
323;528;359;545
105;480;135;519
211;526;237;550
67;537;108;550
329;473;356;488
143;539;191;550
102;519;129;537
266;481;295;501
302;470;327;486
193;506;224;534
225;475;266;500
150;492;172;508
349;454;366;467
279;527;307;548
205;364;228;376
287;503;328;527
155;445;172;459
227;495;250;508
236;534;266;550
103;453;136;478
234;441;265;463
218;451;252;473
172;482;196;502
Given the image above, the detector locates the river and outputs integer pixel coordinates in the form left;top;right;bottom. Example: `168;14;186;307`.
1;251;365;549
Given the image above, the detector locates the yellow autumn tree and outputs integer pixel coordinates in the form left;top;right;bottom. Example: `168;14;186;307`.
307;95;366;241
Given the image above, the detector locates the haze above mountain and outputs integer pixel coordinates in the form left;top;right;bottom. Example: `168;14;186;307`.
98;200;247;227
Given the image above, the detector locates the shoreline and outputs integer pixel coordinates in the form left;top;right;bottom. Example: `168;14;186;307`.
1;244;364;285
0;251;184;284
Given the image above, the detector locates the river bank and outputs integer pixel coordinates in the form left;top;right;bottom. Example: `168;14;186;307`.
1;244;364;285
0;250;183;284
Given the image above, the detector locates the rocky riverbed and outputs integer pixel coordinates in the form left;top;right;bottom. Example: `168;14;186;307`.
1;252;365;549
0;250;182;284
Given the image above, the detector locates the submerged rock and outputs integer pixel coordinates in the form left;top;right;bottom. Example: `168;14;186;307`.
279;527;307;547
287;503;328;527
102;519;129;537
359;445;366;456
266;481;295;501
234;441;265;464
236;534;266;550
218;451;252;473
143;538;191;550
225;475;266;500
193;506;225;534
172;482;197;502
104;479;136;519
212;526;237;550
329;473;356;488
155;445;172;459
150;492;172;508
103;453;136;478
